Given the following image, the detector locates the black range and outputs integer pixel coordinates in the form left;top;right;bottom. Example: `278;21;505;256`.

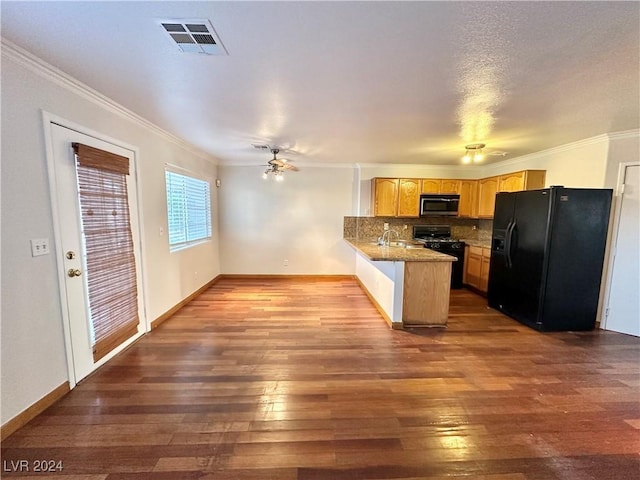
413;225;465;289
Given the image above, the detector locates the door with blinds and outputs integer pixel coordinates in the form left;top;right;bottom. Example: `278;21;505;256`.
48;122;146;385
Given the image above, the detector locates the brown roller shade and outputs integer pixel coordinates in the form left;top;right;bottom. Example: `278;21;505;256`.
73;142;129;175
75;146;139;362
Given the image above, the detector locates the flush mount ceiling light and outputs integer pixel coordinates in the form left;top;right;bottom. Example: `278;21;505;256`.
462;143;486;164
262;148;299;181
158;19;227;55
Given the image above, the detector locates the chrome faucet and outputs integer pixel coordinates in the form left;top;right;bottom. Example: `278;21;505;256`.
380;229;400;246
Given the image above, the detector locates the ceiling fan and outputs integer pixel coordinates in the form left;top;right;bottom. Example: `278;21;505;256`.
262;148;298;181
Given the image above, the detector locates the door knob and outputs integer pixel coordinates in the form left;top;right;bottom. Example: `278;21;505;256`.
67;268;82;277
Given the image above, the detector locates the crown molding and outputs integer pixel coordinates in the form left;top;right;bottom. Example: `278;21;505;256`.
1;38;218;164
607;129;640;141
481;134;614;173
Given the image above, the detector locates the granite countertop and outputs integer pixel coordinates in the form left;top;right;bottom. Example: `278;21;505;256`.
345;239;456;262
462;239;492;249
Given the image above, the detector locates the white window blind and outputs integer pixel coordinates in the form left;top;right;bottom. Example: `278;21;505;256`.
165;170;212;250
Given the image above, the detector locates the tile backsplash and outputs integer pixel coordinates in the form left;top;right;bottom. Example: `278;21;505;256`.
344;216;493;242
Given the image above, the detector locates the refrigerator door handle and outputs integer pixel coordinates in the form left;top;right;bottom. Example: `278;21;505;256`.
505;220;515;269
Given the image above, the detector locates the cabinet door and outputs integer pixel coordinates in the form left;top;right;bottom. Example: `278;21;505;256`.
421;179;441;194
373;178;399;217
522;170;546;190
440;179;460;194
480;249;491;292
462;245;470;284
478;176;499;217
465;250;482;289
398;179;420;217
499;172;525;192
458;180;477;217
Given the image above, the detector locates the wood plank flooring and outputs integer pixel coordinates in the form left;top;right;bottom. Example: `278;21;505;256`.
2;277;639;479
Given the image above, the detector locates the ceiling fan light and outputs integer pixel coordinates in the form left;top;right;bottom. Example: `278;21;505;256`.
275;172;284;182
463;143;486;165
262;170;269;179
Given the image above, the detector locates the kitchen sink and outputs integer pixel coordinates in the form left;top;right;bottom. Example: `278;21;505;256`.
370;241;422;249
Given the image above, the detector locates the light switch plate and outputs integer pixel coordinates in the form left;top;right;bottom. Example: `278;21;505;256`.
31;238;50;256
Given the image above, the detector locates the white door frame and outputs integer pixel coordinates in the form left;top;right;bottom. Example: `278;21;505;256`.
42;111;149;388
600;160;640;332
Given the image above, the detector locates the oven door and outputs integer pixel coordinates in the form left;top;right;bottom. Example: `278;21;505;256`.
420;194;460;216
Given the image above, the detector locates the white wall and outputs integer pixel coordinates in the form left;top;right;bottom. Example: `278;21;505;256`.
355;254;404;324
1;47;220;424
218;165;355;274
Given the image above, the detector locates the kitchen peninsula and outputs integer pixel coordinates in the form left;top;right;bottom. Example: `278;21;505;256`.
345;239;455;329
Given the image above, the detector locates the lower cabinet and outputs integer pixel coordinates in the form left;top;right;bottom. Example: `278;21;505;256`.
480;253;490;292
465;245;491;293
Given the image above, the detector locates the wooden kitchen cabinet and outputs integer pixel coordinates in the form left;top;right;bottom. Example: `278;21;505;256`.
421;179;441;194
499;170;546;193
373;169;546;219
398;178;421;217
465;246;491;293
458;180;477;217
477;176;499;218
372;178;399;216
465;246;483;290
421;179;460;194
372;177;420;217
440;179;461;194
480;248;491;292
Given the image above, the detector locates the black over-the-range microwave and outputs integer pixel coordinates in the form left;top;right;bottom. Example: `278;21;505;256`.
419;194;460;216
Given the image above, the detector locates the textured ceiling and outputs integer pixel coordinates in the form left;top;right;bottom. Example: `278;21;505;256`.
2;1;638;166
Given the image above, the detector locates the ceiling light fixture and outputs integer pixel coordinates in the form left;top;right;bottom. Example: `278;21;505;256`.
462;143;486;164
261;148;298;181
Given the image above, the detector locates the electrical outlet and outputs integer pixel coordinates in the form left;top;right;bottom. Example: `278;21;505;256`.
403;224;408;230
30;238;50;257
283;259;289;267
383;223;389;231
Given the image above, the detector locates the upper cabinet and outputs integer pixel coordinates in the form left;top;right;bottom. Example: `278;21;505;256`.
371;170;546;218
477;176;499;218
372;178;399;217
421;179;441;194
372;178;420;217
421;179;460;194
398;179;421;217
440;179;461;194
458;180;478;217
499;170;546;193
478;170;546;217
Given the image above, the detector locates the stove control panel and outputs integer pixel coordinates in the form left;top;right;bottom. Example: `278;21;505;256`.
423;241;465;250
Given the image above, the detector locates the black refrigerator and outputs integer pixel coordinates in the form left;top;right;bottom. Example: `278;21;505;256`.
487;187;612;331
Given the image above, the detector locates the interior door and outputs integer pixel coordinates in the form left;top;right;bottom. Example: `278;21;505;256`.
49;123;146;384
604;164;640;336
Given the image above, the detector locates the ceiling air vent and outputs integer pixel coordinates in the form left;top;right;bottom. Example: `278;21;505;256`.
158;19;227;55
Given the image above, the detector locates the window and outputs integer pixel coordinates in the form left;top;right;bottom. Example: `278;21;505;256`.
165;169;212;250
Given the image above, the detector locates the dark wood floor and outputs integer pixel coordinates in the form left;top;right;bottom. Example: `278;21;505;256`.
2;277;639;479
